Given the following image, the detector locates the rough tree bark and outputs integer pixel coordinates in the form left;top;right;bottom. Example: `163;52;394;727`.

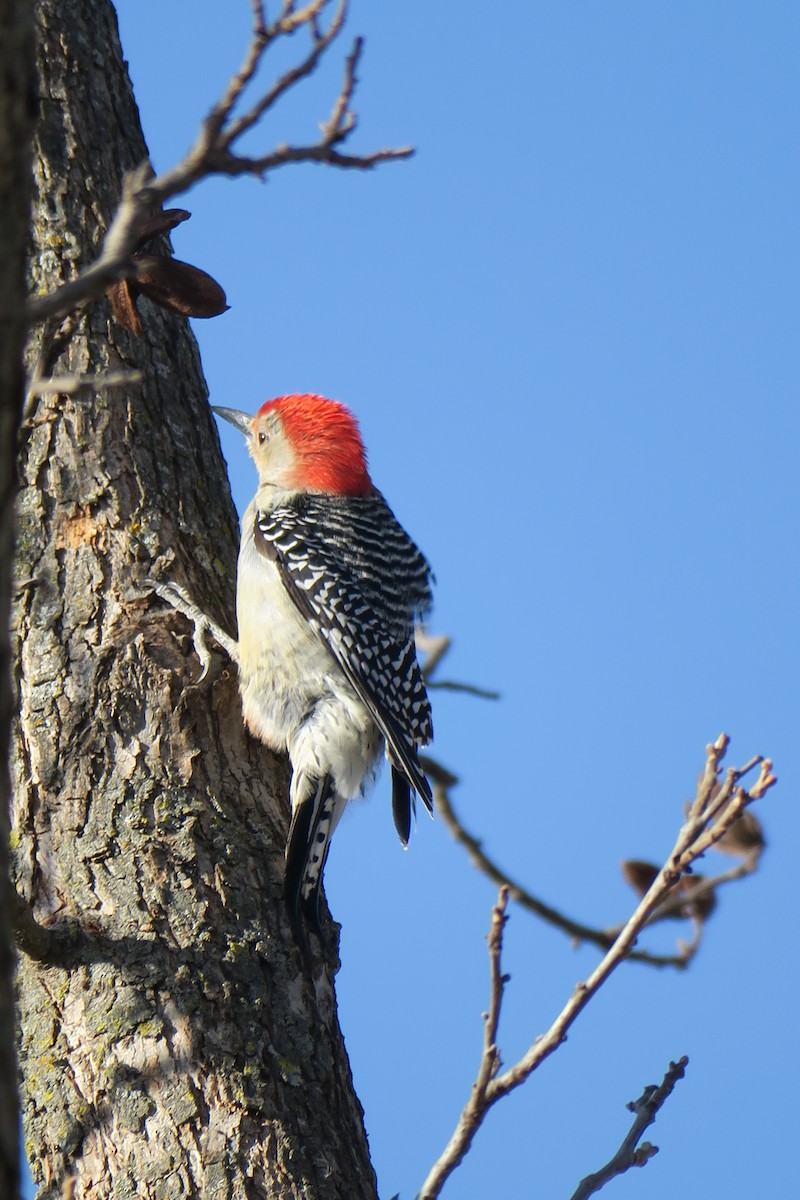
12;3;378;1197
2;4;36;1198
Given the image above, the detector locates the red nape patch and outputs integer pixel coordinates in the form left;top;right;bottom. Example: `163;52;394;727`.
258;393;373;495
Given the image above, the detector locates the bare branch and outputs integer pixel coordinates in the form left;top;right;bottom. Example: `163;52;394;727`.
417;632;501;698
24;313;79;418
427;679;501;700
418;892;510;1193
418;736;774;1199
612;847;763;934
569;1057;689;1200
478;891;507;1093
433;775;691;969
320;29;362;144
26;370;143;397
431;732;772;969
197;0;274;146
416;631;452;680
27;163;156;324
489;740;775;1100
220;1;346;147
203;141;412;177
27;0;412;327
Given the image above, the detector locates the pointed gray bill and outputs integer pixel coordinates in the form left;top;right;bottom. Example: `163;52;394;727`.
211;406;254;439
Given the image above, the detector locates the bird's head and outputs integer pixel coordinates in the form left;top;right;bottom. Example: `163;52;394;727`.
213;393;373;497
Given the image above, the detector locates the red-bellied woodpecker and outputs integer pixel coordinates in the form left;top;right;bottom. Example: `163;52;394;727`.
213;393;434;929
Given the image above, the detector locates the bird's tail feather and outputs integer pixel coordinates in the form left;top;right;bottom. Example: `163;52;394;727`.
285;772;340;933
391;767;413;846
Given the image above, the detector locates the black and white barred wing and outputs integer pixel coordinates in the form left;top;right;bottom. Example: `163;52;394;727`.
253;493;434;815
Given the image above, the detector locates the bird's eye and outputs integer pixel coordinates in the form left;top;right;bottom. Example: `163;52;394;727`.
258;431;268;445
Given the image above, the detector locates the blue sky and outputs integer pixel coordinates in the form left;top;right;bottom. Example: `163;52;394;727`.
25;2;799;1196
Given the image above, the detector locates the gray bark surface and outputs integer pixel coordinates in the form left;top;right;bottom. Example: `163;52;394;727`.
12;3;377;1197
1;3;36;1197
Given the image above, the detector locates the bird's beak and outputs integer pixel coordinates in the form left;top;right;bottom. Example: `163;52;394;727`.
212;406;254;440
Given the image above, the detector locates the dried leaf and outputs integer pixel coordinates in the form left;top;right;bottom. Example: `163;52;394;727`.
621;860;660;896
623;859;717;922
107;278;143;336
106;209;228;334
132;255;229;319
715;810;765;857
135;208;191;247
677;876;717;922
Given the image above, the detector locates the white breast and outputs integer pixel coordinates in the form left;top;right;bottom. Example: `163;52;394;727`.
236;501;330;746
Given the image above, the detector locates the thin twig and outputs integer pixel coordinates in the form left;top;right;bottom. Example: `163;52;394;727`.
320;29;361;144
479;891;507;1089
420;892;511;1189
417;632;453;681
569;1057;689;1200
427;679;501;700
23;313;78;421
27;164;155;324
220;1;345;147
27;371;143;397
417;632;500;697
204;141;411;177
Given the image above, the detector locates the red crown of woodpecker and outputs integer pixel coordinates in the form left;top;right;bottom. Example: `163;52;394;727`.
259;393;373;496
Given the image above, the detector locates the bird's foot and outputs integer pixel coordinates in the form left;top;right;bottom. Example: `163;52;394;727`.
144;578;239;679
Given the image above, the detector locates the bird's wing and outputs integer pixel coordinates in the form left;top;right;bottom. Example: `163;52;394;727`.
252;492;433;813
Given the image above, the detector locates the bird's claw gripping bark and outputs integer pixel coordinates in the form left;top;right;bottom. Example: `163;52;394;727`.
144;578;239;678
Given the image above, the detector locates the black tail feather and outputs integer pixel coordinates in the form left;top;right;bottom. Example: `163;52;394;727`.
284;793;313;922
391;767;413;846
284;773;336;936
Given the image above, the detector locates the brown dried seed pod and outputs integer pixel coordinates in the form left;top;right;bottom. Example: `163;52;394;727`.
132;255;229;319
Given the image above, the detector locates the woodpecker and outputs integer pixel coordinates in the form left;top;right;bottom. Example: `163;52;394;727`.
213;393;434;929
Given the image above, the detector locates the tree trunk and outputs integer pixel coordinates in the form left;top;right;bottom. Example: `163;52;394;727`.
1;4;36;1197
12;3;377;1197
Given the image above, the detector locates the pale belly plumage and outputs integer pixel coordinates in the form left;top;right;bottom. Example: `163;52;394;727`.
236;506;383;800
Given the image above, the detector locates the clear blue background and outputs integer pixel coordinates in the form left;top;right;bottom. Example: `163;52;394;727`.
25;2;799;1196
